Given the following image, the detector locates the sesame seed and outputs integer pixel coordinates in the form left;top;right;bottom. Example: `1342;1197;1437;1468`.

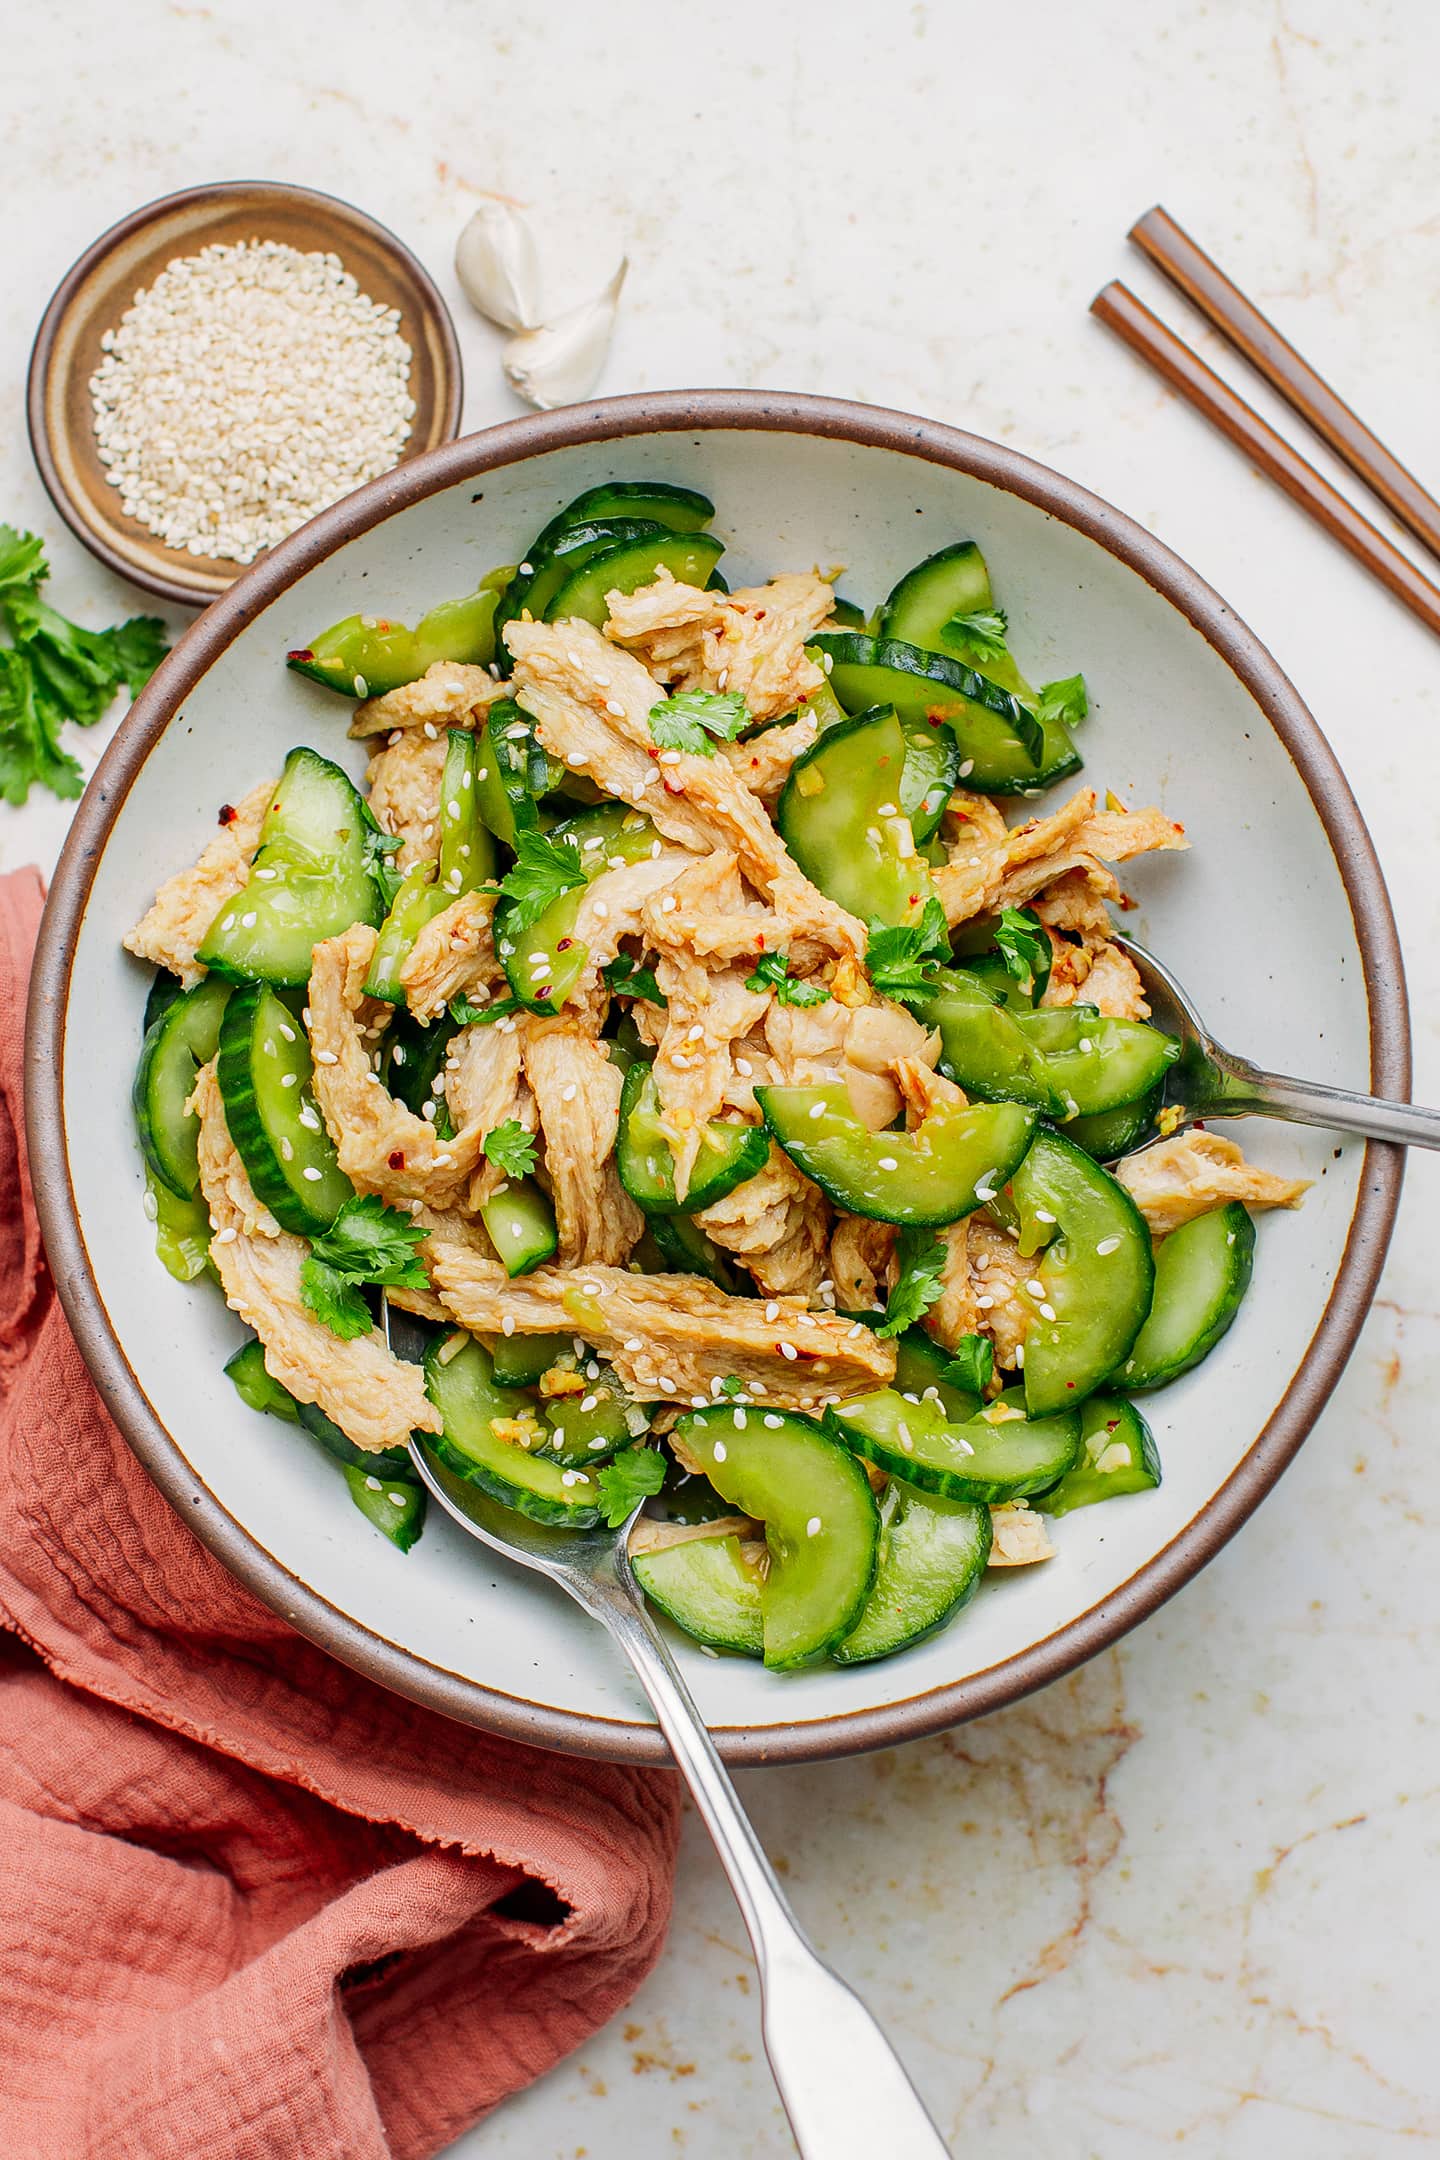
1039;1302;1057;1321
806;1517;822;1537
423;721;438;740
660;895;677;913
807;1101;826;1120
240;911;257;929
1096;1237;1121;1255
878;1156;898;1171
624;1338;643;1353
959;758;975;777
302;1167;323;1182
562;1083;578;1102
778;1341;798;1361
1035;1208;1056;1224
733;1408;747;1430
605;700;626;718
764;1413;783;1429
765;1302;780;1322
314;1049;339;1065
735;1058;753;1077
657;1375;676;1394
502;1316;515;1336
280;1073;297;1088
1026;1279;1045;1298
519;561;534;576
213;1225;238;1245
580;1395;598;1414
713;1440;727;1462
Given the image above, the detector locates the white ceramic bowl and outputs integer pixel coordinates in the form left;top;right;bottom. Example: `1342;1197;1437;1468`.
27;391;1408;1763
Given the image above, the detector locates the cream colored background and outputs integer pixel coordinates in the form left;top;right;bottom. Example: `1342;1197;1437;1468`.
4;2;1438;2151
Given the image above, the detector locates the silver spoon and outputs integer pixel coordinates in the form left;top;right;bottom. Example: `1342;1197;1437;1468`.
1115;935;1438;1149
385;1302;948;2160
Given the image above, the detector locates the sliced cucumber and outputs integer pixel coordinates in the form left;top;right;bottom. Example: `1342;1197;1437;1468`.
423;1334;602;1526
381;1010;456;1125
528;482;715;558
196;749;382;988
961;953;1040;1011
877;540;1034;704
296;1397;415;1480
898;713;964;843
364;861;445;1005
142;969;182;1035
891;1325;983;1423
825;1386;1080;1502
546;531;725;626
148;1173;212;1281
811;631;1081;796
480;1177;558;1277
631;1532;766;1657
223;1337;301;1421
1119;1202;1255;1392
364;731;495;1001
1007;1126;1155;1416
286;580;503;698
776;706;939;930
672;1405;879;1669
495;801;656;1012
758;1080;1036;1228
835;1481;992;1664
1019;1008;1179;1119
489;1329;572;1387
215;982;353;1236
828;594;868;632
648;1211;748;1292
497;518;669;636
475;698;549;848
544;1368;646;1466
919;968;1065;1115
133;975;230;1197
1035;1394;1160;1516
617;1063;769;1215
341;1462;427;1551
1064;1087;1161;1162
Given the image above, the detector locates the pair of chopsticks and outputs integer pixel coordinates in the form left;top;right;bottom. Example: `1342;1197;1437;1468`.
1093;209;1440;639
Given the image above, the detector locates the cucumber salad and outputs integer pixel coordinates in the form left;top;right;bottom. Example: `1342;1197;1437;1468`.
124;483;1309;1668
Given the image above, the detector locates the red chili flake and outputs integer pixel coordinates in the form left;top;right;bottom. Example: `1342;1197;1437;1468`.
387;1150;406;1171
1105;1418;1120;1433
1117;891;1138;911
535;985;552;998
1066;1380;1076;1390
217;803;237;825
555;937;573;953
285;648;314;665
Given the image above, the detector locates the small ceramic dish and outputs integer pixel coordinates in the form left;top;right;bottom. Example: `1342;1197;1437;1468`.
25;391;1409;1764
27;179;462;609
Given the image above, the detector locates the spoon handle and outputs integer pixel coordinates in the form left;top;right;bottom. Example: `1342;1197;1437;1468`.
576;1563;950;2160
1215;1065;1440;1150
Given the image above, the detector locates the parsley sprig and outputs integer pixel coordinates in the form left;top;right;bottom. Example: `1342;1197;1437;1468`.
497;829;588;930
648;690;749;758
1036;674;1088;730
595;1446;668;1526
300;1195;430;1340
745;951;830;1007
482;1119;538;1179
943;605;1009;664
875;1228;948;1339
864;898;952;1008
941;1332;995;1397
994;906;1051;1001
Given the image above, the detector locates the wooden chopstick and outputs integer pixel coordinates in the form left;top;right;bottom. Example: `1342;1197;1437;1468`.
1129;205;1440;566
1090;280;1440;641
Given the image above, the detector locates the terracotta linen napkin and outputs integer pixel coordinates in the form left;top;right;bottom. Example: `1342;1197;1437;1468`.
0;867;679;2160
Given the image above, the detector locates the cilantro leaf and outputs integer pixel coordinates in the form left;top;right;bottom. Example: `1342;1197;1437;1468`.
498;829;588;930
108;615;170;696
483;1119;538;1178
0;648;82;804
875;1229;948;1339
718;1374;744;1398
362;823;405;910
297;1259;374;1340
596;1445;667;1527
472;996;522;1027
745;950;831;1007
865;898;952;1008
944;606;1009;664
601;953;667;1007
994;906;1051;1001
1036;673;1088;730
941;1332;994;1397
648;690;749;758
449;993;494;1025
0;526;47;598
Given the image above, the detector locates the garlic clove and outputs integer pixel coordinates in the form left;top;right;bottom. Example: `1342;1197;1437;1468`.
454;202;542;333
502;258;628;411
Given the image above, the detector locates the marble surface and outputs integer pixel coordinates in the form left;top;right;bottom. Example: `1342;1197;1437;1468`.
5;1;1440;2152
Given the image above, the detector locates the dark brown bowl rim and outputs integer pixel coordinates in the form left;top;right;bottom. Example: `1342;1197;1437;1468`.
25;388;1409;1765
26;177;464;610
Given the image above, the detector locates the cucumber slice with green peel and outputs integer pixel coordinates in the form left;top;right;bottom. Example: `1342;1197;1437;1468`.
1119;1202;1255;1392
1064;1088;1161;1162
133;975;230;1197
961;953;1040;1011
891;1325;983;1423
480;1177;558;1277
877;540;1035;704
631;1531;766;1657
617;1063;769;1215
364;732;495;1001
811;631;1081;797
364;861;446;1004
776;706;940;930
494;801;657;1013
474;699;550;848
528;482;715;559
487;1329;572;1387
148;1172;212;1281
215;982;353;1236
647;1211;748;1292
424;1334;602;1526
296;1396;416;1480
835;1480;992;1664
1035;1395;1160;1516
758;1080;1036;1228
898;713;964;843
672;1405;879;1669
544;1369;647;1466
828;594;867;631
223;1338;302;1422
286;578;505;698
497;518;670;637
1007;1126;1155;1416
1018;1008;1179;1118
380;1011;456;1124
824;1387;1081;1503
341;1462;427;1550
919;968;1066;1116
546;531;725;626
195;749;383;987
142;969;182;1035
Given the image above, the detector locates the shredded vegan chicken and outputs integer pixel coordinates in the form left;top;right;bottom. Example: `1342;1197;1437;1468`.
123;776;274;987
1116;1131;1311;1238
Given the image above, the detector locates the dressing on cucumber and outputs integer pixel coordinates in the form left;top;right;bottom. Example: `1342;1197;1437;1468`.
424;1333;602;1526
1035;1394;1160;1515
777;705;941;929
